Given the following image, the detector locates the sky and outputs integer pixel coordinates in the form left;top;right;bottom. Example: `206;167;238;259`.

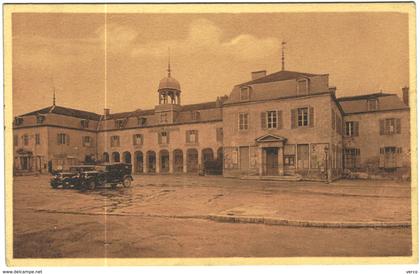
12;12;409;116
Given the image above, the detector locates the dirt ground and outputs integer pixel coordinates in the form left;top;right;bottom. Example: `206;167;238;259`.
12;175;412;258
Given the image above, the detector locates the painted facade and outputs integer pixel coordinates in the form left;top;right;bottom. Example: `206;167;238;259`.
13;67;410;180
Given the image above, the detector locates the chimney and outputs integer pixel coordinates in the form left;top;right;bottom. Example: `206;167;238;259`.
104;108;111;116
251;70;267;80
329;87;336;97
402;87;409;106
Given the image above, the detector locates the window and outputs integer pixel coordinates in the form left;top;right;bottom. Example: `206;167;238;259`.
110;136;120;147
380;118;401;135
186;130;198;144
133;134;143;145
297;144;309;169
345;121;359;137
159;131;169;144
240;87;250;101
138;117;147;127
13;135;18;147
379;146;403;168
267;111;278;129
160;113;168;123
216;128;223;142
191;111;200;121
14;117;23;126
344;148;360;169
239;113;249;130
367;99;378;111
297;108;309;127
82;136;92;147
284;155;295;166
57;133;69;145
35;134;40;145
80;119;89;128
36;115;45;124
297;79;309;95
115;119;126;128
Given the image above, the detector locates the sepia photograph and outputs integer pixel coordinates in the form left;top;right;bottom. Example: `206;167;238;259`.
3;3;417;266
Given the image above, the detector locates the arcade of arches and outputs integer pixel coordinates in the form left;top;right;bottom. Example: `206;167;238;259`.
101;147;223;174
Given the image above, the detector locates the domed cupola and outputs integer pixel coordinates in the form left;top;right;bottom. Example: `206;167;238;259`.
158;59;181;105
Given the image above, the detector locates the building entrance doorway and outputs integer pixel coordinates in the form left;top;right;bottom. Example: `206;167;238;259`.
265;147;278;176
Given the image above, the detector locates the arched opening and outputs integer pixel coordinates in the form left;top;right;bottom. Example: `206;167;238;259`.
112;152;120;163
102;152;110;163
187;148;198;173
146;151;156;173
134;151;143;174
202;148;214;164
173;149;183;173
123;151;132;164
159;150;170;173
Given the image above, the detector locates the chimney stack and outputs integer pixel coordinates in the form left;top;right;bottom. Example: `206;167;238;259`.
329;86;336;97
104;108;111;116
402;87;409;106
251;70;267;81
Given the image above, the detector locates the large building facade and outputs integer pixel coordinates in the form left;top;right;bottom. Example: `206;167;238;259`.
13;66;411;180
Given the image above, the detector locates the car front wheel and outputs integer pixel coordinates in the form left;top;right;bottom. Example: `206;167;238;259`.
122;177;132;188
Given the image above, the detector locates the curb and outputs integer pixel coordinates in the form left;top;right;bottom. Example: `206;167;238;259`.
205;215;411;228
34;208;411;229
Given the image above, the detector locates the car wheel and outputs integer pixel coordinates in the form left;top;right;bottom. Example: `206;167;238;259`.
87;180;96;190
122;177;132;188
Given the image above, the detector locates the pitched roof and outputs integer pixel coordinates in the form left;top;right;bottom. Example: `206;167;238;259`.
337;92;394;101
237;70;323;86
21;105;101;121
180;101;218;111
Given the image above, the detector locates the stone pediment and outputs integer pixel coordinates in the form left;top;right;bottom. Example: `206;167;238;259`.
255;134;287;143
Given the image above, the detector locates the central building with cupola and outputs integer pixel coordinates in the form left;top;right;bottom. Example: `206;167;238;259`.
12;61;411;181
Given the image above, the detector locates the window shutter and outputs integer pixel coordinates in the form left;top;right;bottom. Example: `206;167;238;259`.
277;110;283;129
167;132;170;144
261;112;267;129
379;147;385;168
331;110;335;129
158;132;162;144
309;107;314;127
57;134;60;145
379;119;385;135
291;109;297;129
66;134;70;145
396;119;401;134
354;122;359;137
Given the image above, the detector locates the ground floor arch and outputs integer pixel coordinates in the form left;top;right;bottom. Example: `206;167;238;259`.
123;151;132;164
187;148;199;173
159;150;170;173
103;152;110;163
134;151;143;173
173;149;183;173
112;152;120;163
146;151;156;173
202;148;214;164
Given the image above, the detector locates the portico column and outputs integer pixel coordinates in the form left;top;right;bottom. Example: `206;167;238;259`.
262;148;266;176
183;150;188;173
278;147;284;176
156;152;160;174
258;147;263;176
169;151;174;174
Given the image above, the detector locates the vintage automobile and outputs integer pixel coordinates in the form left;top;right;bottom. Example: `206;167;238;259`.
50;165;96;189
79;163;133;190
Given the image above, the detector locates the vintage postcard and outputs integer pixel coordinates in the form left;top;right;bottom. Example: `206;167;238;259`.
3;3;417;267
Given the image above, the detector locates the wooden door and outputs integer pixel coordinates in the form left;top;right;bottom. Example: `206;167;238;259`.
266;148;278;176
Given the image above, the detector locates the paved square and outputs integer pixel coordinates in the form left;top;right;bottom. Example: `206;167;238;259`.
13;175;412;258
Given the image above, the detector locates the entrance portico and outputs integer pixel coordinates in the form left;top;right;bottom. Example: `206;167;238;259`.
255;134;287;176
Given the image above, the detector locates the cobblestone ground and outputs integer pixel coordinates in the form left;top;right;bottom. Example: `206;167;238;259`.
12;175;412;258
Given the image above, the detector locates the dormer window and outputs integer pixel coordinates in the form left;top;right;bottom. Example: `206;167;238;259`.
80;119;89;128
191;111;200;121
14;117;23;126
240;87;250;101
36;115;45;124
367;99;378;111
297;79;309;95
115;119;126;128
138;117;147;127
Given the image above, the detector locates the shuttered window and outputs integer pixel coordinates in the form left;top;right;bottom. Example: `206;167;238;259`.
239;113;249;130
57;133;69;145
291;107;314;128
379;118;401;135
133;134;143;145
110;136;120;147
345;121;359;137
186;130;198;144
158;131;169;144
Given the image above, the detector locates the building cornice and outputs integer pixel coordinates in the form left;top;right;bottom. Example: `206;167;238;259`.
343;108;410;116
